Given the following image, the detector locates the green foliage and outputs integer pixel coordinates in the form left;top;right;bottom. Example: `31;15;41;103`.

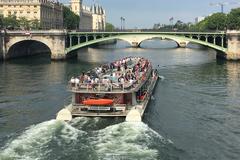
0;15;3;28
189;20;205;31
227;8;240;30
190;13;227;31
0;15;41;30
105;22;114;31
192;8;240;31
2;15;19;29
18;17;30;29
205;13;227;30
63;6;80;30
156;8;240;32
174;20;190;31
30;19;40;29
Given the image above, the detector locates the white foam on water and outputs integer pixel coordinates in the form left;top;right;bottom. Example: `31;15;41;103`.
90;122;167;160
0;120;81;160
159;75;165;81
58;120;83;146
70;117;101;129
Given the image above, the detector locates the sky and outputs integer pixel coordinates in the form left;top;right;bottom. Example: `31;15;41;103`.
60;0;240;29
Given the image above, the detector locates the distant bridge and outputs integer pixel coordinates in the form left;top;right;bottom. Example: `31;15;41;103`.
0;30;239;60
66;31;227;54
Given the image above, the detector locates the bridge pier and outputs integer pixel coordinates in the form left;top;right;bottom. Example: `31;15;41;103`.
226;30;240;60
50;35;67;60
51;52;66;60
131;42;140;48
177;41;189;48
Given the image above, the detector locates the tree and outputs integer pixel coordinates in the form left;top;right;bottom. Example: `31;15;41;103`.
2;15;19;29
153;23;161;30
205;13;227;30
189;13;227;31
0;15;3;29
18;17;30;29
106;22;114;31
30;19;40;29
174;20;189;31
63;6;80;30
227;8;240;30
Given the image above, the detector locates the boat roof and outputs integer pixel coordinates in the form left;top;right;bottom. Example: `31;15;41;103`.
68;57;153;93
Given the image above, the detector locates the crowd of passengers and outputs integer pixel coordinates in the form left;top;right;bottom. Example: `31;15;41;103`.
70;57;151;90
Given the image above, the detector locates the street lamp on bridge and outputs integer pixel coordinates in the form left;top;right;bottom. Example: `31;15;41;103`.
120;17;125;30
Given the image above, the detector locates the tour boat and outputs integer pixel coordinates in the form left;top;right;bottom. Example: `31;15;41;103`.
56;57;159;122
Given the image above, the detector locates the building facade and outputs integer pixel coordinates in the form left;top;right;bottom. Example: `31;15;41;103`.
195;16;205;24
79;5;92;31
0;0;63;29
91;5;106;31
70;0;106;31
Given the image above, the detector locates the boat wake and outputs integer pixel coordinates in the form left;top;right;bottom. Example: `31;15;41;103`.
0;118;172;160
89;121;170;160
0;120;90;160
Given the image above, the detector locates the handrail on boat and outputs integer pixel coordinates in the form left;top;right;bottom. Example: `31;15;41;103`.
68;80;138;92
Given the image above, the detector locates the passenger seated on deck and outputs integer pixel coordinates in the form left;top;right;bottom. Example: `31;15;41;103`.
83;74;88;83
70;77;75;87
80;72;84;83
91;79;98;90
87;77;91;84
129;78;134;84
117;66;121;72
105;80;112;91
120;77;124;89
75;77;80;88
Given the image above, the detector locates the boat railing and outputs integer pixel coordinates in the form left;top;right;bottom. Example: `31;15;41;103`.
68;80;140;93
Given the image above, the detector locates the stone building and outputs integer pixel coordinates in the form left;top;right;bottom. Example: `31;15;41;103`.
70;0;106;31
79;5;92;31
91;5;106;31
0;0;63;29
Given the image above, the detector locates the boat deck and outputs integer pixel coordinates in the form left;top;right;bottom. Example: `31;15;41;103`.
69;57;152;93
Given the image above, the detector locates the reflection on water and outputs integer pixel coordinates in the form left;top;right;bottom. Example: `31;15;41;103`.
0;40;240;160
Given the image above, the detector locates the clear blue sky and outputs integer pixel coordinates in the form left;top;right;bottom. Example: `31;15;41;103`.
60;0;240;29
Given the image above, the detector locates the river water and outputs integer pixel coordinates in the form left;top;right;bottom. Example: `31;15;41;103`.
0;40;240;160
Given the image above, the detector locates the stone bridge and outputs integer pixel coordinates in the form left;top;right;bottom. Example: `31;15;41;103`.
0;30;240;60
0;30;67;60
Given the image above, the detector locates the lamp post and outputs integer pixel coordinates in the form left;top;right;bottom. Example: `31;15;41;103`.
122;17;125;30
120;17;123;30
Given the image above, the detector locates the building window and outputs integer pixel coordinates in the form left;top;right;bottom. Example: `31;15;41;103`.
34;11;37;14
20;11;23;14
34;5;37;8
27;11;30;14
0;5;3;7
8;11;11;15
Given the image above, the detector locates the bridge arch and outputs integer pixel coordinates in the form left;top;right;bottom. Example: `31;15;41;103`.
7;39;51;59
138;37;179;47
